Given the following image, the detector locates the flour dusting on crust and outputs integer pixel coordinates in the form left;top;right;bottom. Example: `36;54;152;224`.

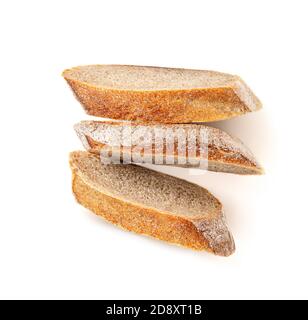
192;211;235;256
74;121;261;171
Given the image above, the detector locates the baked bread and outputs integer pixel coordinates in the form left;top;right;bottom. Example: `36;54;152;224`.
69;151;235;256
74;121;263;175
63;65;262;123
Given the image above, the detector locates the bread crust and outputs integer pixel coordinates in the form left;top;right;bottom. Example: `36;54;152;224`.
70;151;235;256
63;66;262;123
74;121;263;175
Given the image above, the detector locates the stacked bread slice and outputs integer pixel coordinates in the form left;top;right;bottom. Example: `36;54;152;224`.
64;65;263;256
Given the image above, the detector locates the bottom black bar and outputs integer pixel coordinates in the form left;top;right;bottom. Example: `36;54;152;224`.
0;300;305;318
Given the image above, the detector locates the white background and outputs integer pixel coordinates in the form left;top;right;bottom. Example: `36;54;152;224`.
0;0;307;300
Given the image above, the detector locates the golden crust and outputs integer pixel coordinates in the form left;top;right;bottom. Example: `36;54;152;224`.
69;151;235;256
72;173;212;251
64;77;258;123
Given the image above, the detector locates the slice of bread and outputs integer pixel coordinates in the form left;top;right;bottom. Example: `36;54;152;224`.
74;121;263;175
63;65;262;123
69;151;235;256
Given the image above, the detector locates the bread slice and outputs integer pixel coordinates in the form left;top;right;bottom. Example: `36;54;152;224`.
74;121;263;175
69;151;235;256
63;65;262;123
